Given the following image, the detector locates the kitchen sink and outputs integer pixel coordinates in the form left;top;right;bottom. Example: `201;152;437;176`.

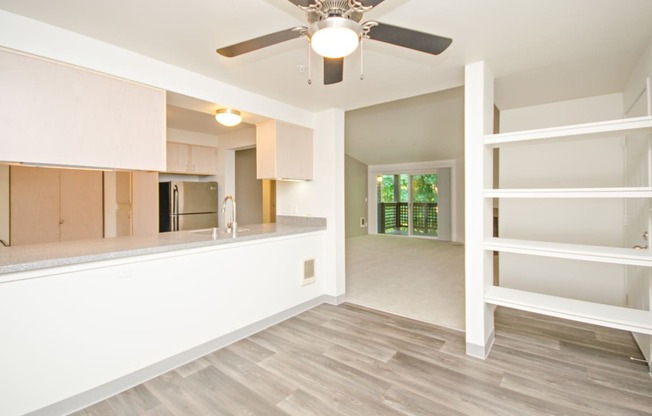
191;227;250;236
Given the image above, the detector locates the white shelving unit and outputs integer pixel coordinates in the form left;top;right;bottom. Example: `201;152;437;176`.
485;286;652;335
485;187;652;199
485;109;652;333
464;62;652;358
485;238;652;267
485;115;652;147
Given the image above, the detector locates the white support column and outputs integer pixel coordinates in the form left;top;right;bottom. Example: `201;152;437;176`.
464;61;496;358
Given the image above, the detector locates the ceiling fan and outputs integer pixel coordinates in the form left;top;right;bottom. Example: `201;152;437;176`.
216;0;452;85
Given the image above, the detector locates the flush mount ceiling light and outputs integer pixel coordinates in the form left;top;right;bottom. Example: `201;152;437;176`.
310;17;361;58
215;109;242;127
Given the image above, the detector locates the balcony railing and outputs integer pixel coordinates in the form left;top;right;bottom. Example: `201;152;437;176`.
378;202;438;235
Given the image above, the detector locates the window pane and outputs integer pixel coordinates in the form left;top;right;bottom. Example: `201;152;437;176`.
411;174;438;237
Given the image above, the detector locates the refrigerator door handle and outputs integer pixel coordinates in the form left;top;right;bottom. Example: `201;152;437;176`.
173;185;179;232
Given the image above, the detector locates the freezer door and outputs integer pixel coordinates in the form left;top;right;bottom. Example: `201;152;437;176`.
174;181;218;214
176;213;218;231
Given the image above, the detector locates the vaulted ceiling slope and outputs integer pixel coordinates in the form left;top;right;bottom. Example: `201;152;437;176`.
0;0;651;111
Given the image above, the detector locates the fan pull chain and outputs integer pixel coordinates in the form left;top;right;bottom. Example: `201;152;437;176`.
307;40;312;85
360;36;365;80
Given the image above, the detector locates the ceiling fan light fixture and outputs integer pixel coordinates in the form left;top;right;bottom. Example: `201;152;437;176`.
310;17;361;58
215;108;242;127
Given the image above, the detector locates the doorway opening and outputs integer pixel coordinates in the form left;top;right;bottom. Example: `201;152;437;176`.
235;147;276;224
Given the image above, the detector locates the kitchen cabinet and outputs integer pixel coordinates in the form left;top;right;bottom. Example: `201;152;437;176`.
10;166;103;245
256;120;313;181
166;142;217;175
131;171;159;236
104;171;159;238
0;49;165;171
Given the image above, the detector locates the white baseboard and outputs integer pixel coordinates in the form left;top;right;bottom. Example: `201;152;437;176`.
466;328;495;359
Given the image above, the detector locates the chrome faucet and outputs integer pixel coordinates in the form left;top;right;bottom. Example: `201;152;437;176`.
221;195;237;235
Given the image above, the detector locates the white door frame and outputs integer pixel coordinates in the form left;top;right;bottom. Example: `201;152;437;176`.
624;79;652;371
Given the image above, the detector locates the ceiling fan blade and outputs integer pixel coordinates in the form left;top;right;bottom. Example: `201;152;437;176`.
324;57;344;85
360;0;386;6
286;0;315;6
367;22;452;55
216;28;301;57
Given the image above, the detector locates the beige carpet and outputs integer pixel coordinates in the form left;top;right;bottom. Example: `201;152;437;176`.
345;234;465;331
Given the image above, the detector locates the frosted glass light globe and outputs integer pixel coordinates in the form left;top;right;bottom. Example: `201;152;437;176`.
310;17;361;59
215;109;242;127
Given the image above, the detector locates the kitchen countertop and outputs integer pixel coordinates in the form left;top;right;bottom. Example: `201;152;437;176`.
0;219;326;275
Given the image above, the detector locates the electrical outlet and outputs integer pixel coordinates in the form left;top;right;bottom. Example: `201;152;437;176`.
302;258;315;286
360;217;367;227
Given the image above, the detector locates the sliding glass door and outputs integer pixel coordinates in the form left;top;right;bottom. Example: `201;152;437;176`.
377;173;439;238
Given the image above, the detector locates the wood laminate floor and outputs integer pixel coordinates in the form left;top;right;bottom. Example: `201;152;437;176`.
75;304;652;416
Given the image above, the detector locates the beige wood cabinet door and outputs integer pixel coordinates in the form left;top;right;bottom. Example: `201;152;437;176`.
190;145;217;174
132;171;159;236
166;142;190;173
115;171;133;237
0;50;165;171
256;120;313;180
59;169;104;242
10;166;60;245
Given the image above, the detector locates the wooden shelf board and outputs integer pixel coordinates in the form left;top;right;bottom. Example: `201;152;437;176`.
486;286;652;335
485;115;652;147
484;187;652;198
485;238;652;267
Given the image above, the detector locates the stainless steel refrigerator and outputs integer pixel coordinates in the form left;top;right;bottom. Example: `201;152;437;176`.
159;181;218;232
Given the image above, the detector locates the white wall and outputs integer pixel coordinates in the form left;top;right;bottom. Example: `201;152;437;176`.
437;167;452;241
276;109;346;299
345;155;368;239
624;37;652;114
499;93;626;306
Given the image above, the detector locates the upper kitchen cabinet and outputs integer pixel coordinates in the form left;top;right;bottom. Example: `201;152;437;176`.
256;120;313;181
166;142;217;175
0;50;166;171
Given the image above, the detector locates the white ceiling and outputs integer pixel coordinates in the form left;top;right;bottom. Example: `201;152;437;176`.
1;0;651;112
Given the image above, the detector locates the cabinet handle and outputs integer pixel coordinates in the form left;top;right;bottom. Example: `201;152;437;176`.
59;219;64;225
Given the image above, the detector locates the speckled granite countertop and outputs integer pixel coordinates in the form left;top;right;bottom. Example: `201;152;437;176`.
0;217;326;275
